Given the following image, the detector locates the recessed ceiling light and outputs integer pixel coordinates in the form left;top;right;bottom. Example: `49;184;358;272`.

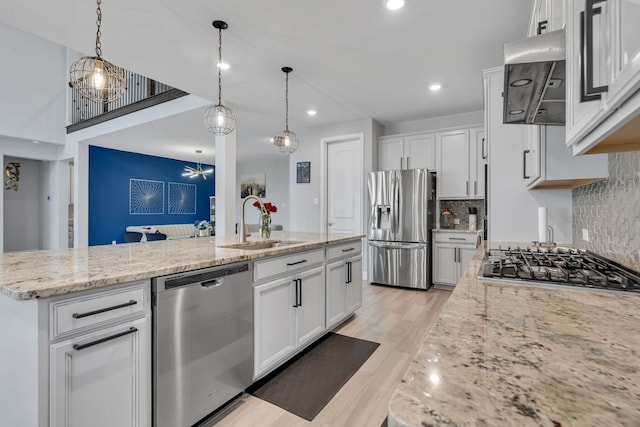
307;110;317;116
429;83;442;91
32;140;40;144
217;62;230;70
269;138;274;143
384;0;405;11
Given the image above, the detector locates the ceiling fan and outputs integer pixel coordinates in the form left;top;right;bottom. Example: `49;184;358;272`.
182;163;213;179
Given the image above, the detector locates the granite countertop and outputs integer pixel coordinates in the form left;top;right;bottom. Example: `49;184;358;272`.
0;232;363;301
433;229;483;234
388;244;640;426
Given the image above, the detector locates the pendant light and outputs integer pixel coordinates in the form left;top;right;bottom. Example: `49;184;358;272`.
204;20;236;136
182;150;213;179
69;0;126;103
273;67;299;154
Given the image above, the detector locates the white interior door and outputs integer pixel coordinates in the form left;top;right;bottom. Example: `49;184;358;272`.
326;137;362;234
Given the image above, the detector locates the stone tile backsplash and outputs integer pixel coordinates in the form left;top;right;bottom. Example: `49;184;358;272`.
439;199;485;231
572;151;640;271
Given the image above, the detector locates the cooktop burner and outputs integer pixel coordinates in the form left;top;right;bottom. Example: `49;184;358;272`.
480;246;640;294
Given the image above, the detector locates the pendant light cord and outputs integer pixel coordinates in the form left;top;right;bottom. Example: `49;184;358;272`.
285;71;289;131
217;26;222;106
95;0;102;58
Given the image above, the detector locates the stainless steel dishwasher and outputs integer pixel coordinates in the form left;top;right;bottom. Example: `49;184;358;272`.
152;262;253;427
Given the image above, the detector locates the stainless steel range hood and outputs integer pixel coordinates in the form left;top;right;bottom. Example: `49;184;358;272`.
503;29;565;125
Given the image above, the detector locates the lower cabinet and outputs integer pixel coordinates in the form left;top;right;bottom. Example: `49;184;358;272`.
253;265;326;379
48;282;150;427
432;232;478;289
326;254;363;330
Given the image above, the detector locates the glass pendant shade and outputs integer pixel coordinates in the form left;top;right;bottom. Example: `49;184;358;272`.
69;56;126;103
273;130;299;154
205;20;235;136
204;104;236;135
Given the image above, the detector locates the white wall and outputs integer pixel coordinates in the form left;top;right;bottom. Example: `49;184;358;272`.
236;153;290;232
3;157;42;252
383;111;484;136
288;118;377;233
0;23;66;145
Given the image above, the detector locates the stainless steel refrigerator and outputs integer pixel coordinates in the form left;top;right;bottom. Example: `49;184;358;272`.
368;169;436;289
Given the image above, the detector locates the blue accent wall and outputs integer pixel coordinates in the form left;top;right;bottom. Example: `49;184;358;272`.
89;146;214;246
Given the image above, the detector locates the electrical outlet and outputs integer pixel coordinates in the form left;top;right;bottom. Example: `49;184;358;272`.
582;229;589;241
453;219;460;225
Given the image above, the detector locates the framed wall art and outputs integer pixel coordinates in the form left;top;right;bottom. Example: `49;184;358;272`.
296;161;310;184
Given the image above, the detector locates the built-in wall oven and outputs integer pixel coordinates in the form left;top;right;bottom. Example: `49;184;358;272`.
152;262;254;427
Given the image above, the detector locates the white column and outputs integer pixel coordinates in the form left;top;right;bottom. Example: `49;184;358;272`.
214;131;236;236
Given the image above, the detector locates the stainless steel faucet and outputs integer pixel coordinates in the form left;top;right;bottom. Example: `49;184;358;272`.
240;195;265;243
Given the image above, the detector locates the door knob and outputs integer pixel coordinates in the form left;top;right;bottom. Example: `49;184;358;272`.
328;222;334;226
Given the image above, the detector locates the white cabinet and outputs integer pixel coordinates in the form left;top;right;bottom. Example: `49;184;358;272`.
50;318;148;427
529;0;566;36
253;250;326;379
566;0;640;154
436;128;485;199
378;133;436;171
325;240;363;330
49;282;150;427
432;231;479;289
523;125;608;189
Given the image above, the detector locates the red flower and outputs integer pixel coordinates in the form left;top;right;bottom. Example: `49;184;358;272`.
254;201;277;214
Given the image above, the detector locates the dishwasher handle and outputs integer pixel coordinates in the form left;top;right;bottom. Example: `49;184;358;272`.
201;278;224;288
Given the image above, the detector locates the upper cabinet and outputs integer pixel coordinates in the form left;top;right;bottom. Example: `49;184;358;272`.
529;0;566;36
566;0;640;154
378;133;436;171
436;128;485;199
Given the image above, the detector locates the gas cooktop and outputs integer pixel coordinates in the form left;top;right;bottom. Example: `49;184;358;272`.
480;246;640;294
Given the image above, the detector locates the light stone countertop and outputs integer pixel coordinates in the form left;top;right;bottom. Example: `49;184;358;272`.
388;244;640;426
0;232;363;301
432;229;483;234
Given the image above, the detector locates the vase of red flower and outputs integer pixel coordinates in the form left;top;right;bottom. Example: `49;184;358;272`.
253;201;278;240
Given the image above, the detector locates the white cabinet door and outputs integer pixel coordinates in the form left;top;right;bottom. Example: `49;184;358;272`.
459;247;477;278
254;276;296;376
469;127;486;198
50;317;148;427
378;136;404;171
326;260;348;329
433;244;458;286
405;133;436;170
566;0;611;146
346;255;363;314
607;0;640;108
295;266;326;348
523;126;542;186
437;130;470;199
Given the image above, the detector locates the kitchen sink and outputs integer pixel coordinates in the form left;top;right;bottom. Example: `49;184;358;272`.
219;240;305;250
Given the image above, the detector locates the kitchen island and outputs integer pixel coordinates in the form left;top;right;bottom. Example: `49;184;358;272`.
388;244;640;426
0;231;363;427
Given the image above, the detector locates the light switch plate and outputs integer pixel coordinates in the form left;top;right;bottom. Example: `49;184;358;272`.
453;219;460;225
582;229;589;241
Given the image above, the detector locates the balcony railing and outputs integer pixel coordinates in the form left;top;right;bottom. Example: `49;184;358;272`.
67;68;188;133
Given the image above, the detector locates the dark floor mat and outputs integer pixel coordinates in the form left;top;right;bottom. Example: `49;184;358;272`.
247;332;380;421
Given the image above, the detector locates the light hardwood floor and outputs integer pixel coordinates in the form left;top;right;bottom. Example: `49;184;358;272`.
211;283;452;427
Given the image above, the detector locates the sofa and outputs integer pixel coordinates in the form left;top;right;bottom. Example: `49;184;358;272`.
126;224;198;241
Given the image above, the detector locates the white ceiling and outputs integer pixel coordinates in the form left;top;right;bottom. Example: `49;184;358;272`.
0;0;531;163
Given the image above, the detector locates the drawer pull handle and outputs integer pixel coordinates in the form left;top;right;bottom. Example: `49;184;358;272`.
72;300;138;319
73;327;138;351
286;259;308;266
448;237;466;241
341;248;355;252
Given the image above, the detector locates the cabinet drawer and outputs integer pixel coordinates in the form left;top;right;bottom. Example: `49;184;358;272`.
433;231;479;245
50;283;147;339
326;240;362;262
254;249;324;283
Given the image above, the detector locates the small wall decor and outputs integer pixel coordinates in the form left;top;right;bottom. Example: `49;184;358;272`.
130;178;165;214
240;173;266;198
4;162;20;191
297;161;310;183
168;182;196;214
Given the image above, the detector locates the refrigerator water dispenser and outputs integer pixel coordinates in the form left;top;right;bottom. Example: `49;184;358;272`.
375;205;391;230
